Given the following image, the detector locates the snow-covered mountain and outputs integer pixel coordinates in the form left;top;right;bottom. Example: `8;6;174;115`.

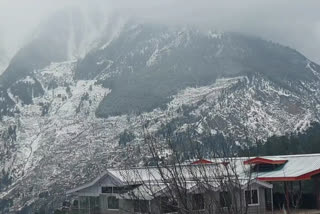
0;9;320;213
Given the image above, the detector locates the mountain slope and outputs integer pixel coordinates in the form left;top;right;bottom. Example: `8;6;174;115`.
75;25;316;117
0;16;320;213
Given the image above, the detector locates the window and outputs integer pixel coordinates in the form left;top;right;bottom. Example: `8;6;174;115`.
220;192;232;208
72;199;78;207
245;189;259;205
102;186;130;194
113;186;130;194
102;186;113;193
192;194;205;210
252;164;278;172
108;196;119;210
161;197;178;213
134;200;150;213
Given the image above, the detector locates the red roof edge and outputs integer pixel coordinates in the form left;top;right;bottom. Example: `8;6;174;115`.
257;168;320;182
191;159;229;166
192;159;213;164
244;157;287;165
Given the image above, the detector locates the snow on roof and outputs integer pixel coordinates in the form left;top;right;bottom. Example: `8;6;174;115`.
119;183;168;200
107;163;234;184
66;171;123;194
249;154;320;181
119;179;272;200
67;153;320;194
67;163;244;194
66;173;108;194
200;153;320;181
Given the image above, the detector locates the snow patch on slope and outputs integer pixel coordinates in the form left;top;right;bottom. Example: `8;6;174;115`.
0;61;111;189
100;17;126;50
1;61;320;212
169;77;244;108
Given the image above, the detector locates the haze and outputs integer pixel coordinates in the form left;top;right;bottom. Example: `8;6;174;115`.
0;0;320;63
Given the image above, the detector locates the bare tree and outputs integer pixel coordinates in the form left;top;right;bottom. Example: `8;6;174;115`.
117;128;259;214
62;121;273;214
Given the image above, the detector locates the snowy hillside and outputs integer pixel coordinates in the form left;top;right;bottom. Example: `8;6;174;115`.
0;60;319;213
0;12;320;213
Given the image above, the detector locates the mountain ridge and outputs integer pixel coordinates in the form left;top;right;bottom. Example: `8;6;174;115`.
0;12;319;213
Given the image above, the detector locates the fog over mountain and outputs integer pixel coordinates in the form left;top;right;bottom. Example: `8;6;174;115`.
1;0;320;63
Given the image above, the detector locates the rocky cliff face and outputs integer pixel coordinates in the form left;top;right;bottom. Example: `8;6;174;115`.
0;10;320;213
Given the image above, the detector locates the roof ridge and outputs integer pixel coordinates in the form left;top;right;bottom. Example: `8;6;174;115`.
108;162;226;171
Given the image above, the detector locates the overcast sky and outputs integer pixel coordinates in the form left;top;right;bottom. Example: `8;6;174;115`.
0;0;320;63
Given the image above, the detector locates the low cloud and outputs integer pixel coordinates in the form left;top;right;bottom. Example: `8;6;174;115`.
0;0;320;63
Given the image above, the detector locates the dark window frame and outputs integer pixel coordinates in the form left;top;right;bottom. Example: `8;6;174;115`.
101;186;113;194
219;191;232;208
192;194;205;211
245;189;259;206
102;186;135;194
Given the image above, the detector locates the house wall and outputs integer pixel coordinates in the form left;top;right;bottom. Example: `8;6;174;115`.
245;186;268;214
98;198;160;214
72;180;271;214
189;185;269;214
77;185;101;197
149;199;161;214
73;187;269;214
98;196;132;214
203;191;220;212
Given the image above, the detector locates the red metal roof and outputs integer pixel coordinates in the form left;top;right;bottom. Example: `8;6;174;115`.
248;154;320;182
191;159;213;164
191;159;229;166
193;154;320;182
258;168;320;182
243;157;288;165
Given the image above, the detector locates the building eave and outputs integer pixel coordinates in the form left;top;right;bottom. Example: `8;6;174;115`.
257;168;320;182
66;170;124;195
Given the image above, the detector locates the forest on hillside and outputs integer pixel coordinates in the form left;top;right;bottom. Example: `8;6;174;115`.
240;122;320;156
